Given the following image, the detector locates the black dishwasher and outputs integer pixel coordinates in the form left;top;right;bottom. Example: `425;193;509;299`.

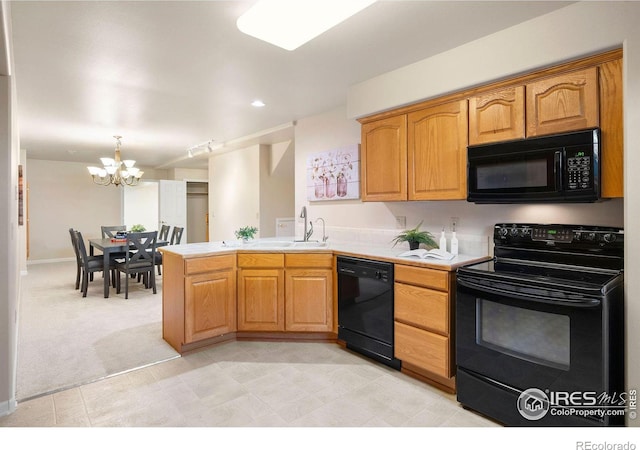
337;256;400;370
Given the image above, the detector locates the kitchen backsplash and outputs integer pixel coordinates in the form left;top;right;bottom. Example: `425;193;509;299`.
297;224;491;257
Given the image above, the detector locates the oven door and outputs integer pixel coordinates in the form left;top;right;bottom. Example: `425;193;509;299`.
456;273;606;395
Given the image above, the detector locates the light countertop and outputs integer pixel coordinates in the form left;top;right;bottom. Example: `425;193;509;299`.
160;239;491;271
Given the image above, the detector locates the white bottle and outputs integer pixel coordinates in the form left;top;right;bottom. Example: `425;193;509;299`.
439;228;447;251
450;231;459;256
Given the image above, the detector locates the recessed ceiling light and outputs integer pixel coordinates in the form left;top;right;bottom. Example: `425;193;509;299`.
237;0;376;51
251;100;266;107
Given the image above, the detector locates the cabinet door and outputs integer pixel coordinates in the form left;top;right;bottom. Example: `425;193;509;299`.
394;283;449;335
237;269;285;331
526;67;599;137
407;100;468;200
361;115;408;201
599;58;623;198
395;321;451;378
185;269;236;343
285;268;333;332
469;86;525;145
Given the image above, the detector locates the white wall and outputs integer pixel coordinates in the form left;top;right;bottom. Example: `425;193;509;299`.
27;159;122;261
209;145;261;241
0;0;19;415
259;143;295;237
169;167;208;181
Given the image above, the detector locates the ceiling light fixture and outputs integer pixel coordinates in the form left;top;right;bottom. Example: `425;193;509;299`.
87;136;143;187
251;100;266;107
237;0;376;51
187;139;216;158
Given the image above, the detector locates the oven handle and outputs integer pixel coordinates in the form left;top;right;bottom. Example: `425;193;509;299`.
456;277;601;308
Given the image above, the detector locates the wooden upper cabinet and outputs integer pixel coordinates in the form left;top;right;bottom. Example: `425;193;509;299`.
361;115;407;201
469;86;525;145
407;100;468;200
599;58;623;198
526;67;599;137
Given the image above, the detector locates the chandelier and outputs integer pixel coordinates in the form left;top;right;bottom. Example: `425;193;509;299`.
87;136;144;186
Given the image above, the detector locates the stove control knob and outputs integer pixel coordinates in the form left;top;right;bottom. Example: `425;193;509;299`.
510;227;519;237
586;232;596;241
602;233;617;243
498;227;508;237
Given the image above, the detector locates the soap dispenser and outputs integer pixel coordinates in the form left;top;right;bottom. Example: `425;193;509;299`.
439;228;447;251
451;231;459;256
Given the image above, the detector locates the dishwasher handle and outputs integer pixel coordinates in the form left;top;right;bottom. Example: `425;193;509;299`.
456;276;601;308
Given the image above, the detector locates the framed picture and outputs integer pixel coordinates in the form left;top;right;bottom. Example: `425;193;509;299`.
18;164;24;226
306;144;360;201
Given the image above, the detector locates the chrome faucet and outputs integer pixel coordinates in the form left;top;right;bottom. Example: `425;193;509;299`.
300;206;313;241
316;218;328;242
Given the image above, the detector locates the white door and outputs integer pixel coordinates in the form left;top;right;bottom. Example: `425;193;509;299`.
275;218;295;238
159;180;187;244
123;181;159;232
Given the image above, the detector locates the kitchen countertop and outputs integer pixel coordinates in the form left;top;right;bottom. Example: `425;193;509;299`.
160;239;491;271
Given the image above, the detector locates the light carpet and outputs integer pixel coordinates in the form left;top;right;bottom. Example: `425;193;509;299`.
17;260;179;400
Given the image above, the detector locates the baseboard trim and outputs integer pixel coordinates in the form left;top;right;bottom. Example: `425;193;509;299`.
27;257;75;265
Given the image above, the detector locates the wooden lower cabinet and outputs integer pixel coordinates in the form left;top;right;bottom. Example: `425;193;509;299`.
394;264;455;390
185;269;236;343
395;321;450;378
237;268;285;331
285;253;334;332
162;252;237;353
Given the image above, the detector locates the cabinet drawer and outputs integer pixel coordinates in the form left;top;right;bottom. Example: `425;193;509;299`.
285;253;333;268
395;283;448;335
395;321;451;378
238;253;285;268
184;254;235;275
394;264;449;291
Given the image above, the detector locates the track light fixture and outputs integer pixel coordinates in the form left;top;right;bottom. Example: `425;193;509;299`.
187;139;216;158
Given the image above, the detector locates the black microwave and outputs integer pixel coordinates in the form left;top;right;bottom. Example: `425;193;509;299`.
467;128;601;203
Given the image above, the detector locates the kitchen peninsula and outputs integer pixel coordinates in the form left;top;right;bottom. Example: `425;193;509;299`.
160;240;489;392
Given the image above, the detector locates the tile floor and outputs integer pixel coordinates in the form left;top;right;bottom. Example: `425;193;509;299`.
0;340;498;427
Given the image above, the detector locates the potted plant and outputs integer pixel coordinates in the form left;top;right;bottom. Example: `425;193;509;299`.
391;221;437;250
130;224;146;232
235;225;258;242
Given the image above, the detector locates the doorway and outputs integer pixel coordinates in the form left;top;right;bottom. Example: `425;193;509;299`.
187;182;208;243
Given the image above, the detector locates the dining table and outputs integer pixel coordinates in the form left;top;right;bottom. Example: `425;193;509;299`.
89;237;169;298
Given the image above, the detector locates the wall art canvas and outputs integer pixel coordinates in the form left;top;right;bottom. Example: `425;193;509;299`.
306;144;360;201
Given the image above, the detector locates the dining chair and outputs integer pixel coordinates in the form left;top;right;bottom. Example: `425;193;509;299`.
101;225;127;238
153;224;171;276
115;231;158;299
159;224;170;241
74;230;116;298
170;226;184;245
69;228;81;290
100;225;128;262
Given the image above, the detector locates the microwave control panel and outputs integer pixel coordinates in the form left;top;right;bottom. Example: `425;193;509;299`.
566;149;593;190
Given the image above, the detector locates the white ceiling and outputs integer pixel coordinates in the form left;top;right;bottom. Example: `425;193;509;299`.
9;1;571;170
